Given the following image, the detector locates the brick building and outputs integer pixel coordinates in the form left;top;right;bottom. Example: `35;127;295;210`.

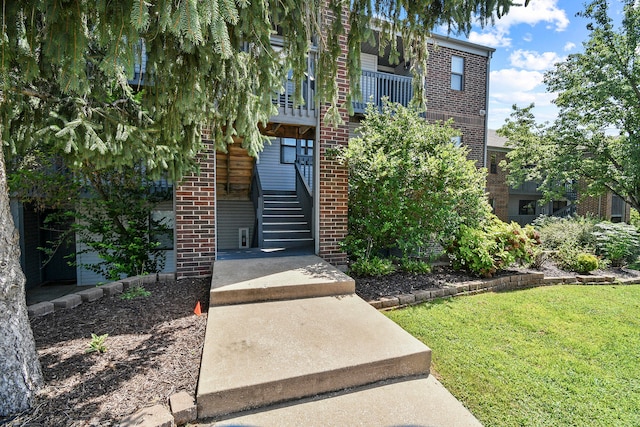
12;17;496;286
487;130;630;225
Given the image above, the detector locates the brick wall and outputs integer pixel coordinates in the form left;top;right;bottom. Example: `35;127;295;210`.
425;44;489;165
486;148;509;221
317;4;350;267
175;140;216;279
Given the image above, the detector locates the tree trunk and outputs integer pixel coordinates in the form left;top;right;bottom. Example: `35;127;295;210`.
0;147;43;416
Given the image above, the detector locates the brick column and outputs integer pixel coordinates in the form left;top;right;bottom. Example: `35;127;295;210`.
175;141;216;279
317;5;350;267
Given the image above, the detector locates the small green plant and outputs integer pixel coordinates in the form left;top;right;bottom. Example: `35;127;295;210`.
86;333;109;354
556;247;600;273
120;285;151;300
400;257;432;274
573;253;600;274
349;256;396;277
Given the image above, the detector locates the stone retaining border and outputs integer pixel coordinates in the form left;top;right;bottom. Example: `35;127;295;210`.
369;273;640;311
27;272;176;318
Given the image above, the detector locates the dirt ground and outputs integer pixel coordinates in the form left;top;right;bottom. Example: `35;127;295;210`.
3;263;639;426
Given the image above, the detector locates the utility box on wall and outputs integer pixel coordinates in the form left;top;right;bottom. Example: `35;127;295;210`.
238;228;249;249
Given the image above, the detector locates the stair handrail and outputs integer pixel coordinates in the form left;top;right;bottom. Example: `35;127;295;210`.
251;164;264;248
295;162;313;238
551;203;577;218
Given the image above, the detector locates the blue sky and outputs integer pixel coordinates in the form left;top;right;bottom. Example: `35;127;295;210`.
457;0;624;130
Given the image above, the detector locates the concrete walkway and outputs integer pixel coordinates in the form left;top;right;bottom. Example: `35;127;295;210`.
197;255;482;426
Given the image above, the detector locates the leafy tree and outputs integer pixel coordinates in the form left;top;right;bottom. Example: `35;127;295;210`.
500;0;640;212
341;102;490;260
0;0;526;416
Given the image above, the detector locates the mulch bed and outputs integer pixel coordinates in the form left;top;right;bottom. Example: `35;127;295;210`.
4;263;640;426
3;278;210;427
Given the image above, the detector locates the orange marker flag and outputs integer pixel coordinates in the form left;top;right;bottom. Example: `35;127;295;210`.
194;301;202;316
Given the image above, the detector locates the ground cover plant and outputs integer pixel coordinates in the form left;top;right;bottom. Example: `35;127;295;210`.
387;285;640;427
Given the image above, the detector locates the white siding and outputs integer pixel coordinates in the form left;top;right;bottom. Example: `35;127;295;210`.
257;139;295;191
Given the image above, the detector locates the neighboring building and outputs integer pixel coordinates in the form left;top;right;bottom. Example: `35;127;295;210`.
486;129;630;225
13;20;496;286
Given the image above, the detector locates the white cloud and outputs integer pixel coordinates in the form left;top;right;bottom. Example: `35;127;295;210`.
490;68;544;92
564;42;576;51
468;29;511;48
470;0;569;48
523;33;533;42
493;0;569;32
509;49;564;70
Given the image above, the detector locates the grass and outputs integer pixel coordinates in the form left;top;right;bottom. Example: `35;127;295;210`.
386;285;640;427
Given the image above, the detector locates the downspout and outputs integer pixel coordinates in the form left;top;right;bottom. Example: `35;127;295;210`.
314;111;321;256
483;50;493;169
214;149;218;262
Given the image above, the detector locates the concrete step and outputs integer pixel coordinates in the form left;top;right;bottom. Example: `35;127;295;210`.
210;255;354;306
197;294;431;419
208;375;481;427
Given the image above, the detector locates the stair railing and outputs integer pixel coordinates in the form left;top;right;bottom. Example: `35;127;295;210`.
251;164;264;248
295;162;313;237
551;203;577;218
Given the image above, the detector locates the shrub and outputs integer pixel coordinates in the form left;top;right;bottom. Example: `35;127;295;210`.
555;246;600;273
341;101;490;259
593;222;640;266
533;215;597;252
400;258;432;274
348;257;396;277
447;225;496;277
447;217;541;277
573;253;600;274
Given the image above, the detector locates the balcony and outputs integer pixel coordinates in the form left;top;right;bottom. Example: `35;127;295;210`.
272;58;317;126
352;71;413;114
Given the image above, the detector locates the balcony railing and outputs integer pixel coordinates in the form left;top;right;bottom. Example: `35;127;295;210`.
272;51;317;125
352;71;413;114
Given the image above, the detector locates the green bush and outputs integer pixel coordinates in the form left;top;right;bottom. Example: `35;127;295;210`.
555;246;600;273
448;225;496;277
574;253;600;274
533;215;597;252
341;101;490;260
447;217;541;277
400;258;432;274
348;257;396;277
593;222;640;266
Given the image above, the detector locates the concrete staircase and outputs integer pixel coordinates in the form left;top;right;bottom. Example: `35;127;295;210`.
262;191;313;249
197;255;482;426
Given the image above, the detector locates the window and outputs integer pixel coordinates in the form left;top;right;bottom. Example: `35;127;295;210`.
611;195;624;222
280;138;297;164
451;56;464;90
519;200;536;216
299;139;313;156
451;135;462;147
490;154;497;174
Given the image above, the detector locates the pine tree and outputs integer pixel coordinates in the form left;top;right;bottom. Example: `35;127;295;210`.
0;0;524;415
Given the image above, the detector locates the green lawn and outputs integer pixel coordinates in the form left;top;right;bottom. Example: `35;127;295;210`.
386;285;640;427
